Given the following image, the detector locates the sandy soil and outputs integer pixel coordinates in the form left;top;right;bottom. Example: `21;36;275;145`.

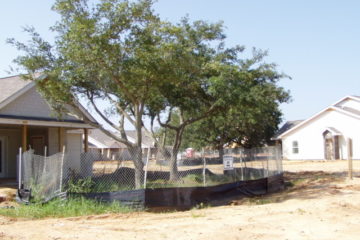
1;162;360;240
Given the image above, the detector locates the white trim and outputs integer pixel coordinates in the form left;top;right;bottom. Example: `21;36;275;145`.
0;74;98;126
0;117;93;128
332;95;360;107
0;82;35;110
72;100;97;123
277;106;360;139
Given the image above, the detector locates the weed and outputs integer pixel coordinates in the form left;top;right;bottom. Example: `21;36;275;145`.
0;197;132;219
191;211;206;218
66;177;94;193
247;197;274;205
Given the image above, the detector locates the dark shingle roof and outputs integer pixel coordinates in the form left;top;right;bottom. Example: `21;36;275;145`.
274;120;304;139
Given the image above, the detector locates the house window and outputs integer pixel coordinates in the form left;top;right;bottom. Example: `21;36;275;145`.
292;141;299;154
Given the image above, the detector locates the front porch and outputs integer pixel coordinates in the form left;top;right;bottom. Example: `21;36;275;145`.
0;122;90;179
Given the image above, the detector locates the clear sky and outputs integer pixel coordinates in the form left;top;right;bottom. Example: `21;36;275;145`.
1;0;360;125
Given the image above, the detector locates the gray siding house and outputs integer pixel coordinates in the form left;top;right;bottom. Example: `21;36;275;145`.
0;75;95;178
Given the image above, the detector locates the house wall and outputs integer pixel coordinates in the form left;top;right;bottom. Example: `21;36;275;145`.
0;87;78;121
66;132;83;173
48;127;61;155
282;110;360;160
0;129;21;178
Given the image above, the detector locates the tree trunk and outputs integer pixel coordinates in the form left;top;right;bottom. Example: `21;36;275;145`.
131;146;144;189
169;127;184;181
218;145;224;161
133;104;144;189
169;148;179;181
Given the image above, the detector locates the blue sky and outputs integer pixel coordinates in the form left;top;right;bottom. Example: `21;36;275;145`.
1;0;360;125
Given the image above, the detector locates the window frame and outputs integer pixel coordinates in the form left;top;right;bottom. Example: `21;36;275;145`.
292;141;299;154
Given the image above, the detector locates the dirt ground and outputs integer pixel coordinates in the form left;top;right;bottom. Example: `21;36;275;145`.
1;160;360;240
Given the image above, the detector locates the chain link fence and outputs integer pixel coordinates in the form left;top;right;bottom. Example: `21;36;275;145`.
19;149;66;202
18;146;282;203
68;146;282;192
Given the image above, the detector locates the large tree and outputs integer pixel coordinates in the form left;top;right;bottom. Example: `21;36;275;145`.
9;0;290;186
8;0;187;188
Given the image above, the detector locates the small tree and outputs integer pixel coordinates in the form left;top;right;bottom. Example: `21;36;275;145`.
151;44;290;180
183;80;290;158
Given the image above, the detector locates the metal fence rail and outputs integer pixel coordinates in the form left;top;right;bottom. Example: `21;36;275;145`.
67;146;283;192
18;146;282;202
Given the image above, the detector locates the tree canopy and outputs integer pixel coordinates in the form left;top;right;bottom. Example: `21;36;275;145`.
8;0;290;185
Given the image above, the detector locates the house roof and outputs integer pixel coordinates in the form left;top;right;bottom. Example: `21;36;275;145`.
0;75;32;104
273;120;303;139
88;129;155;149
125;130;155;148
88;129;128;148
276;95;360;139
0;74;97;128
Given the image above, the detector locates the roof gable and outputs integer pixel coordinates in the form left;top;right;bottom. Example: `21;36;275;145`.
277;95;360;139
0;75;32;104
0;74;97;126
0;86;79;121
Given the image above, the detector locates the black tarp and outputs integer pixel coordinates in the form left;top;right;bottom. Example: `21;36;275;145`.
78;174;284;210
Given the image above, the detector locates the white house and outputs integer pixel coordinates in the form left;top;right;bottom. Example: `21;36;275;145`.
0;75;96;178
275;95;360;160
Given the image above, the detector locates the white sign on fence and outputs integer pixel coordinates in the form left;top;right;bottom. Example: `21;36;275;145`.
223;156;234;170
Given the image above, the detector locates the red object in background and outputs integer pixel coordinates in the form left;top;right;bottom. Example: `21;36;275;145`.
186;148;194;158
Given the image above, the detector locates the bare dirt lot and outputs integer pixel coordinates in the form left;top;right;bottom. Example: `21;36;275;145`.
1;160;360;240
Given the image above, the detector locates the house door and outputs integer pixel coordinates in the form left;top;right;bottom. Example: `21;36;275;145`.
30;136;45;155
0;137;6;177
324;138;333;160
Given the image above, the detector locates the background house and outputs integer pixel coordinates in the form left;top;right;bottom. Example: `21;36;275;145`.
0;75;95;178
276;95;360;160
88;129;155;160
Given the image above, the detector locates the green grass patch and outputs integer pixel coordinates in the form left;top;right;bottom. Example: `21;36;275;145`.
146;173;238;189
0;197;132;219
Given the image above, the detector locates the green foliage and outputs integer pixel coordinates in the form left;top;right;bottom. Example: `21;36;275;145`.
66;177;95;193
9;0;290;183
29;179;46;203
0;197;132;219
65;177;132;193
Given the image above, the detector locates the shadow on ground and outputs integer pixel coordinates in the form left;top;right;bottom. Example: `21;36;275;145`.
208;171;360;207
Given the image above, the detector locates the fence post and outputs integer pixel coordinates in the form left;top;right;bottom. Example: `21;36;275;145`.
44;146;47;157
143;147;151;189
347;138;353;180
266;148;269;178
240;148;244;181
59;146;66;192
202;148;206;187
18;147;22;190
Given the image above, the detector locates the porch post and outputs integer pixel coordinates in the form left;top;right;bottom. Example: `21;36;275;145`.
347;138;353;179
84;128;89;153
58;127;64;152
22;125;27;152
